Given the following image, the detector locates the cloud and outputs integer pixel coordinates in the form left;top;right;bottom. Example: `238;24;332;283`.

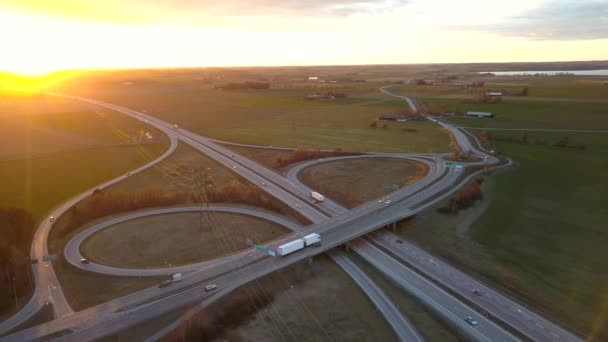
138;0;411;16
1;0;411;25
452;0;608;40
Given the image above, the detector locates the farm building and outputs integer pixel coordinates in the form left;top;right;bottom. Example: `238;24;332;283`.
465;111;494;118
378;114;410;121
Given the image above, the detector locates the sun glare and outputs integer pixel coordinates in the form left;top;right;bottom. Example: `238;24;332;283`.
0;70;83;91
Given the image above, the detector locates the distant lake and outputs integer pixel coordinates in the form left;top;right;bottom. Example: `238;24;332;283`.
480;70;608;76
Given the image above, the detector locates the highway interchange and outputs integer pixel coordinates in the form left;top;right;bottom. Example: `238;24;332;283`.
0;87;581;341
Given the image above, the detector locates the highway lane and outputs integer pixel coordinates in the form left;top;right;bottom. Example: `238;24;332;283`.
63;208;424;339
351;241;516;342
1;134;459;341
369;231;580;342
64;206;302;277
283;155;524;340
329;251;424;342
0;125;178;336
1;89;513;340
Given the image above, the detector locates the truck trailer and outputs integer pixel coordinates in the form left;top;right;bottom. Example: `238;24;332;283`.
278;239;305;256
311;191;325;203
303;233;321;247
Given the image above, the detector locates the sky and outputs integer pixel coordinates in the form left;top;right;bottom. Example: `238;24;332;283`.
0;0;607;74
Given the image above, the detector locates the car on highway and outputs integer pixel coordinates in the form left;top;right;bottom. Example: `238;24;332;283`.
80;258;90;264
158;280;173;288
230;154;235;158
395;239;404;244
465;316;478;326
232;165;237;169
204;284;217;292
295;203;302;208
172;124;179;129
49;216;55;223
383;199;391;204
472;289;483;296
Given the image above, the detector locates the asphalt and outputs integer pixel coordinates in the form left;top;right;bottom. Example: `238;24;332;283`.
0;87;580;342
0;124;178;336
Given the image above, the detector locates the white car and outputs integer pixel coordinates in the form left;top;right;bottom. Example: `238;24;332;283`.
295;203;302;208
464;316;478;326
383;199;391;204
205;284;217;292
49;216;55;223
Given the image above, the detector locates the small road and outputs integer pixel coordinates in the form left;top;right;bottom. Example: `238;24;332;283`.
1;87;578;342
64;206;302;277
65;205;424;341
0;126;178;336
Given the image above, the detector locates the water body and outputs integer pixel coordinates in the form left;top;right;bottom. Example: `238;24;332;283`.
480;69;608;76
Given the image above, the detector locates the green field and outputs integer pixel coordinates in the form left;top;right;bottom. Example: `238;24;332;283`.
0;144;167;221
430;98;608;131
49;71;451;152
390;78;608;100
402;96;608;339
0;90;167;160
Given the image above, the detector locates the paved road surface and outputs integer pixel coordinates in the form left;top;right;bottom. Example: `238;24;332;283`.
0;126;178;336
1;88;578;342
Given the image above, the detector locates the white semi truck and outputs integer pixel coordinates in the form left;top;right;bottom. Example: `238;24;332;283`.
311;191;325;203
278;233;321;256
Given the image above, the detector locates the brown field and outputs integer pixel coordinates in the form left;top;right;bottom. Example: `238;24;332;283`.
299;157;428;208
165;254;396;341
81;210;290;269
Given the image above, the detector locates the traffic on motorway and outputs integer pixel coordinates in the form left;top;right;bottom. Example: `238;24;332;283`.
0;88;581;342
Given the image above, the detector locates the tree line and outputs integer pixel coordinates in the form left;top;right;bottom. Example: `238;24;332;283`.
0;208;35;314
274;148;358;169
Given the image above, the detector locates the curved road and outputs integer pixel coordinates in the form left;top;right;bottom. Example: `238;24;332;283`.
0;122;178;335
64;206;302;277
1;87;577;342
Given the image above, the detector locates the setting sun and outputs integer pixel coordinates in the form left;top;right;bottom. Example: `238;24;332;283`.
1;0;607;74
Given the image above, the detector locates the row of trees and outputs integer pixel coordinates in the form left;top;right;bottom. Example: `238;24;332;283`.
58;180;302;241
274;148;357;169
477;131;586;150
213;82;270;90
438;177;485;214
0;208;36;313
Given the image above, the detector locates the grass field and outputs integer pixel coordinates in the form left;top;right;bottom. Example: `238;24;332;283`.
179;254;396;341
0;144;167;221
429;98;608;131
390;78;608;100
81;211;289;268
402;96;608;339
49;72;451;152
299;157;427;208
47;211;167;311
107;143;241;194
0;90;167;160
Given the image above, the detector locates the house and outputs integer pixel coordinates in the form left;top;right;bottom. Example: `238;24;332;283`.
465;111;494;118
485;91;503;96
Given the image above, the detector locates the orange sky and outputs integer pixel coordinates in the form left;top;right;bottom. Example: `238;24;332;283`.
1;0;607;74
